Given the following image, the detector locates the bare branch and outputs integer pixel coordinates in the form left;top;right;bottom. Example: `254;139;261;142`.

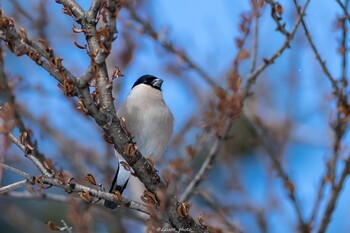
41;175;150;214
60;220;73;233
5;190;71;202
0;161;149;214
308;178;326;225
180;137;219;202
265;0;290;36
0;23;77;89
249;1;261;74
242;116;308;231
6;133;52;176
290;4;350;229
317;156;350;233
0;163;32;179
335;0;350;18
292;0;341;99
5;188;149;214
197;191;243;233
245;0;311;98
339;0;349;88
0;180;28;194
180;121;234;202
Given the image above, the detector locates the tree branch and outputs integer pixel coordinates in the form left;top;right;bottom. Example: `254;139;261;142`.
0;162;150;214
5;190;71;202
335;0;350;19
292;0;341;99
6;133;52;177
180;121;232;203
339;0;349;89
245;0;311;98
317;156;350;233
265;0;290;36
0;180;29;194
0;163;33;180
242;115;308;231
249;1;261;74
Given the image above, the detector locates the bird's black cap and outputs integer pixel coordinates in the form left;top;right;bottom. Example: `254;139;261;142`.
132;75;163;91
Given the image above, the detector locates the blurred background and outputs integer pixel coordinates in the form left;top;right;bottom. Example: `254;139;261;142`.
0;0;349;232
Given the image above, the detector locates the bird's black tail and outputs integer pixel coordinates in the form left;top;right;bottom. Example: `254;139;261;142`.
104;163;130;209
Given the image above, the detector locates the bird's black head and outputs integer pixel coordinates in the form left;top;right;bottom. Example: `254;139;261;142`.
132;75;163;91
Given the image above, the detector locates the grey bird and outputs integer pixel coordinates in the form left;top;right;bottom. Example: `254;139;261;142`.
104;74;174;209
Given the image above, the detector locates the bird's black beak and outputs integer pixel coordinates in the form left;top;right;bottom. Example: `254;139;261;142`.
151;78;163;90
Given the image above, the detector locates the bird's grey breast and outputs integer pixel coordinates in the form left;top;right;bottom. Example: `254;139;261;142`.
117;92;173;159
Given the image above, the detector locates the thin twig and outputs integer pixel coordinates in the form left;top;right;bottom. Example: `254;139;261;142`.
60;220;73;233
308;178;326;225
5;189;148;214
4;134;149;213
180;113;236;203
180;137;219;202
265;0;290;36
340;0;349;88
197;191;243;233
317;156;350;233
41;175;150;214
0;180;28;194
0;45;27;133
5;190;70;202
12;0;35;21
12;0;49;39
0;24;78;89
6;133;52;176
335;0;350;18
292;0;345;187
245;0;312;98
291;2;349;229
0;163;32;179
250;1;260;74
292;0;341;99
